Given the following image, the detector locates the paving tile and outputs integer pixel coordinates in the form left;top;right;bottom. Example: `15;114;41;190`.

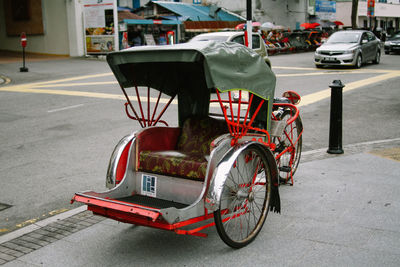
40;226;69;236
0;246;24;258
76;221;91;227
1;242;33;254
14;236;49;247
9;240;41;250
0;251;16;261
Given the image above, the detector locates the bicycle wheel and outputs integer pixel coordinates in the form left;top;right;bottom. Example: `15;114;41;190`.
273;110;303;184
214;145;271;248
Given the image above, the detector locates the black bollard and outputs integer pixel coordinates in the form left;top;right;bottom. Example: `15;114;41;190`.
327;80;344;154
20;46;29;72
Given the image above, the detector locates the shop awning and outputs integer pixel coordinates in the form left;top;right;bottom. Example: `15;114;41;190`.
149;1;244;22
123;19;182;25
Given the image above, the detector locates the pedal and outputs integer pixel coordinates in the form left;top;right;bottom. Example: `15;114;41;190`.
279;166;291;172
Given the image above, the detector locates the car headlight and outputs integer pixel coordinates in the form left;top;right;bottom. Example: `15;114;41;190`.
315;50;321;55
344;49;357;55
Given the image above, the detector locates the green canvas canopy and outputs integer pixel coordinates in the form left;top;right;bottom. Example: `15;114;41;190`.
106;41;276;101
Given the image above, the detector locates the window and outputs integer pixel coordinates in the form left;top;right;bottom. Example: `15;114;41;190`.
252;34;261;49
367;32;376;41
193;0;202;3
361;33;369;43
231;35;245;45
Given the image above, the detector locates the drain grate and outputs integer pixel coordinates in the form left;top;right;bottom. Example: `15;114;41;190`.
0;202;12;212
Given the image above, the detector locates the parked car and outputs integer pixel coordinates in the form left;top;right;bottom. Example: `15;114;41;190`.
384;34;400;54
189;31;271;67
314;30;381;68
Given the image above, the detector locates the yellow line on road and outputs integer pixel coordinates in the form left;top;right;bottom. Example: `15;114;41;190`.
1;69;399;108
29;72;113;86
1;86;125;100
299;71;400;107
35;81;118;88
0;86;179;104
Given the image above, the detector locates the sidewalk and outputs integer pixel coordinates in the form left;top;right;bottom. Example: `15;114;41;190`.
1;146;399;266
0;50;69;65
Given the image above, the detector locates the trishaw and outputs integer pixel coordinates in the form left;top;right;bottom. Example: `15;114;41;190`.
72;41;303;248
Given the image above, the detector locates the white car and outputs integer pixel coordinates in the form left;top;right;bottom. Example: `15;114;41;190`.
189;31;271;67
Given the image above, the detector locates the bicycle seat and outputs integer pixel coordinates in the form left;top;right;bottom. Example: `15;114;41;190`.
273;97;290;104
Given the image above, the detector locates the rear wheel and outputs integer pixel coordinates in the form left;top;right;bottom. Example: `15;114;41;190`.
273;110;303;184
214;145;271;248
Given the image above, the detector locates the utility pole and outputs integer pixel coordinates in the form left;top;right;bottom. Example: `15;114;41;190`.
351;0;359;29
246;0;252;48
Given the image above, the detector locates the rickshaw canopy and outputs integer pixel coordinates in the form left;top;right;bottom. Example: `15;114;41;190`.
107;41;276;101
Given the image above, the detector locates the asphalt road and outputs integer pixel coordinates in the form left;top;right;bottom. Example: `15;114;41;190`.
0;51;399;236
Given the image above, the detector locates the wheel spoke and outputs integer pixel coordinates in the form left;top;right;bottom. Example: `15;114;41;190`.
214;146;272;248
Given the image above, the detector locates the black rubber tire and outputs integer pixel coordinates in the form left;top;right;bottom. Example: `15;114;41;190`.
273;110;303;183
214;145;271;249
315;64;323;69
355;54;362;69
373;50;381;64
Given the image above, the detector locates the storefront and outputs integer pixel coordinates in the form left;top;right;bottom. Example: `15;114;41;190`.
121;19;182;48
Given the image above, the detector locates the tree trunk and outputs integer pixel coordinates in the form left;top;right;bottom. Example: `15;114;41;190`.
351;0;359;29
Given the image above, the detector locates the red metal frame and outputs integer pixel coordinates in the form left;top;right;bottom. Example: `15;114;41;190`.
215;90;271;146
120;84;176;128
73;193;224;237
271;103;303;185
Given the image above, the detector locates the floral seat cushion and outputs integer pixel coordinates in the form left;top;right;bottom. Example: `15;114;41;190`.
139;150;208;180
138;117;227;180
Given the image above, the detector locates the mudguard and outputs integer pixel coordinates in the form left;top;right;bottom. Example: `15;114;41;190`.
204;141;280;213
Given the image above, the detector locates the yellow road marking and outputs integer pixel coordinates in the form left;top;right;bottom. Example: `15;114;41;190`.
35;81;118;88
0;86;178;104
0;75;11;85
1;68;399;109
299;71;400;107
29;72;113;86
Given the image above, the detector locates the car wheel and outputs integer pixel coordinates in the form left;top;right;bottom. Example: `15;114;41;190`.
355;54;362;69
373;50;380;64
315;64;323;69
384;51;389;55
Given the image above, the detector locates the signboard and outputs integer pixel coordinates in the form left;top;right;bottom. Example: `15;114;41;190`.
84;0;118;55
144;34;156;46
367;0;375;17
315;0;336;20
20;32;27;48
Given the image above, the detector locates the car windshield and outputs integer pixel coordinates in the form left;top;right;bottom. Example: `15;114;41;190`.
327;32;360;44
189;35;228;42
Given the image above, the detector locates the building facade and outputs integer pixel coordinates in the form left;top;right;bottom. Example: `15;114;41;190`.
206;0;309;30
335;0;400;33
1;0;399;57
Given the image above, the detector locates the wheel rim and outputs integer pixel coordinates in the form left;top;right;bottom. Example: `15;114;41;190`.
215;147;270;246
357;55;362;68
273;112;302;182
